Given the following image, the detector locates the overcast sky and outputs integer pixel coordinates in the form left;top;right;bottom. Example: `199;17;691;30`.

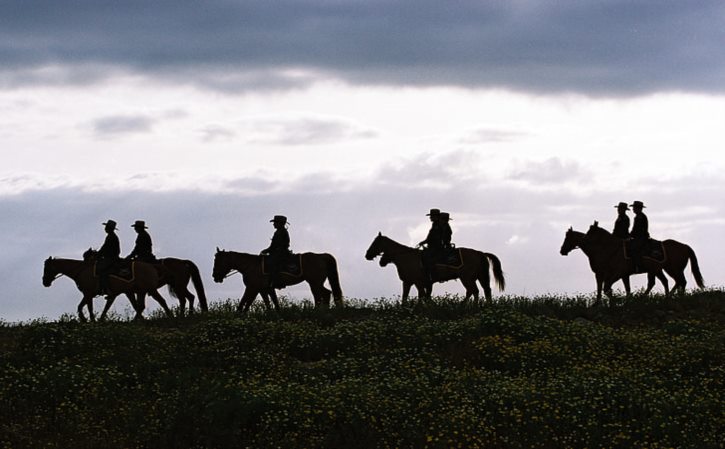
2;1;725;321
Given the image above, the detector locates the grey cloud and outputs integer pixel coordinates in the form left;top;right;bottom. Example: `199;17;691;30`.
507;158;589;185
92;114;155;137
242;116;378;146
461;127;530;144
201;125;236;143
1;1;724;95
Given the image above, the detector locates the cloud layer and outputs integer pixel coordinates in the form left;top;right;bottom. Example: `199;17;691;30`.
2;1;724;95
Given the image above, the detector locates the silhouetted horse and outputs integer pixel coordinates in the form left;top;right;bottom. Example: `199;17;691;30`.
560;222;704;302
84;250;208;316
43;257;172;321
365;233;505;303
212;248;343;314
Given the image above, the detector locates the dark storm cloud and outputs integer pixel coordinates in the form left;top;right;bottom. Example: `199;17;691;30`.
1;1;724;95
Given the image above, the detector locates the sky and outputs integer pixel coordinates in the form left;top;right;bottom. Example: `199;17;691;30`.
2;1;725;321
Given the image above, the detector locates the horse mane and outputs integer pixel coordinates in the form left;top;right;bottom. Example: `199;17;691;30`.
379;234;417;252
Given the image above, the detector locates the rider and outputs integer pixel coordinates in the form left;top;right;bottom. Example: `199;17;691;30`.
418;208;443;282
629;200;650;272
440;212;453;248
612;202;630;239
261;215;291;289
97;219;121;297
126;220;157;263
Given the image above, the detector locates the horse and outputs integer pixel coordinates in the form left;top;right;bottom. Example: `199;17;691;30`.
212;248;344;314
560;222;704;302
365;233;505;303
84;250;208;317
42;257;173;321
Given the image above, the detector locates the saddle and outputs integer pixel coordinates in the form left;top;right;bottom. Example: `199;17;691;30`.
623;239;666;263
434;247;463;269
93;260;135;281
262;254;303;277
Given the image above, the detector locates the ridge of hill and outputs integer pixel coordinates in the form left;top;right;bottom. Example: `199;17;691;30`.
1;292;724;448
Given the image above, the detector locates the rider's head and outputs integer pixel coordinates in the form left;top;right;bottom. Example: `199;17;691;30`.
426;208;441;222
614;202;629;213
440;212;451;222
630;201;646;213
131;220;148;232
102;220;117;233
271;215;288;229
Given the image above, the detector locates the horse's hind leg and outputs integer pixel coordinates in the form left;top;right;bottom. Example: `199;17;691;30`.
461;278;479;304
478;271;493;304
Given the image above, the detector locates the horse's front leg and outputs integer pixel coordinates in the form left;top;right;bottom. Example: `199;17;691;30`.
148;290;173;318
259;290;273;311
643;272;656;296
78;293;93;322
655;271;670;297
594;273;604;305
401;281;412;304
266;289;281;312
238;288;259;314
99;294;120;321
622;276;632;297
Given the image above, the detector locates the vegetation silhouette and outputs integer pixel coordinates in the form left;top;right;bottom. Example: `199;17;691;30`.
85;249;208;317
560;222;704;303
365;233;505;303
42;257;173;321
212;248;343;314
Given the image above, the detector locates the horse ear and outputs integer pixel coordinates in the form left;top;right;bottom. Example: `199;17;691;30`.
378;231;382;236
593;220;599;227
568;226;573;232
216;246;220;253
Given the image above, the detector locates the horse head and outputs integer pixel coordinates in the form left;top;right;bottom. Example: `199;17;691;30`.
82;248;98;261
42;257;58;287
365;232;385;260
212;248;232;283
560;227;582;256
379;252;393;267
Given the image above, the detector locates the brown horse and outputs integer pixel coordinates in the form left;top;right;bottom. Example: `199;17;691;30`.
42;257;173;321
84;250;208;317
560;222;704;302
212;248;344;314
364;233;505;303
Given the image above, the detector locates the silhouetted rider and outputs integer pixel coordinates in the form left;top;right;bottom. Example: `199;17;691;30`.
261;215;291;288
440;212;453;248
97;220;121;297
126;220;156;263
612;202;630;239
418;208;443;282
629;201;649;271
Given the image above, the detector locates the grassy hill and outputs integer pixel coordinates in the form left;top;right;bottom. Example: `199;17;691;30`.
1;292;724;449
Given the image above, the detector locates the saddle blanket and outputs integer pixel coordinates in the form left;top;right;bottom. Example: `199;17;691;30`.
624;239;666;263
262;254;303;277
434;248;463;269
93;261;135;282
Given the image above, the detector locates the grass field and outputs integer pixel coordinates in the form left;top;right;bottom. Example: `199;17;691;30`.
1;292;723;448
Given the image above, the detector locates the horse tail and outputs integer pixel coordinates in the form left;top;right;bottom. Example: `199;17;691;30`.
686;245;705;289
483;252;506;292
186;260;209;311
324;254;344;305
